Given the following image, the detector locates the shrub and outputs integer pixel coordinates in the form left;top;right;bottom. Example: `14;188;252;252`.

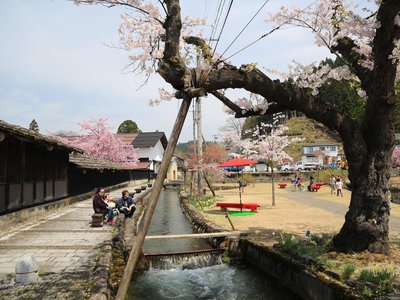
359;268;395;296
342;264;356;279
241;173;255;186
187;195;219;210
222;250;231;264
278;233;300;252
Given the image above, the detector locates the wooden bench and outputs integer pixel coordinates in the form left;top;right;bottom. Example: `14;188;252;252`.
278;183;287;188
216;202;260;212
91;213;104;227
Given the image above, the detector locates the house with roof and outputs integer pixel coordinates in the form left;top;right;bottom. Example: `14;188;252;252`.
121;131;168;175
0;120;81;214
301;142;341;166
167;155;187;181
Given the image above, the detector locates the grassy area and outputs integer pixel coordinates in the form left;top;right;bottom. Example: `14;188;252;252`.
274;232;399;298
284;117;341;161
187;195;221;210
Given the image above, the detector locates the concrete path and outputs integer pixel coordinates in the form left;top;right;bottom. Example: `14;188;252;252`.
0;187;135;274
282;188;400;235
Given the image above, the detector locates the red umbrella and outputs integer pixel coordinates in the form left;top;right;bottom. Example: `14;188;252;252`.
219;157;258;168
219;157;257;212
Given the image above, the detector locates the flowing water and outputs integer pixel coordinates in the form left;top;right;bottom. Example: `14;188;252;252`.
129;189;297;300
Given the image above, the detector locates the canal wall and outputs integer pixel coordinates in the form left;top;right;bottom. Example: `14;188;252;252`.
105;186;154;299
179;192;359;300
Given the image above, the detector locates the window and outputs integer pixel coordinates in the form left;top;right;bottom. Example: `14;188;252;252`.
307;157;319;163
330;146;336;151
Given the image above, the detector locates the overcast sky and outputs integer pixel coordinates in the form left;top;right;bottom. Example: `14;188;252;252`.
0;0;333;142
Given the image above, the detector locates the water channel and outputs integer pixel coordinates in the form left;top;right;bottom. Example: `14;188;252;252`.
128;189;297;300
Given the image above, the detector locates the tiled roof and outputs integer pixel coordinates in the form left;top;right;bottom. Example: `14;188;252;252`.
131;132;168;149
69;153;132;170
117;133;139;146
0;120;82;153
131;161;151;170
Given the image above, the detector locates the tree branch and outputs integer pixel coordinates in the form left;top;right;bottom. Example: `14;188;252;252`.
332;37;372;89
210;91;288;118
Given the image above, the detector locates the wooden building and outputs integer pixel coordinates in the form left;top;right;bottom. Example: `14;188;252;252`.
0;120;80;214
68;153;132;195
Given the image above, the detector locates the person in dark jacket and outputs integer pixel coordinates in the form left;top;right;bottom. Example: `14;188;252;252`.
93;187;114;224
117;190;136;218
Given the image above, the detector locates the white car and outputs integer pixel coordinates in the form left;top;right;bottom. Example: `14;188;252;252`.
279;162;295;172
294;161;320;171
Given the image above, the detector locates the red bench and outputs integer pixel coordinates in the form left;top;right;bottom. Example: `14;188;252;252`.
310;185;320;192
278;183;287;188
315;182;325;187
216;202;260;212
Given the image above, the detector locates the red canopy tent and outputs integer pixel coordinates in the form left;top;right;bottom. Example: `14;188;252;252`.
219;157;258;168
219;158;257;212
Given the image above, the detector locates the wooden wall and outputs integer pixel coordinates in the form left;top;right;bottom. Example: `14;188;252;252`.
0;136;69;215
68;166;130;196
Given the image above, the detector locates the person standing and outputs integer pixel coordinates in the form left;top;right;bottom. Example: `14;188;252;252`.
336;177;343;197
329;174;337;195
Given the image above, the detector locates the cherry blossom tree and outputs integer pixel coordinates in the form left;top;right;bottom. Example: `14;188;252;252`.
52;117;139;167
184;143;227;197
225;121;301;206
74;0;400;253
392;146;400;166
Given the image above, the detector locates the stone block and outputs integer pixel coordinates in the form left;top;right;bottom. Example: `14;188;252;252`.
91;213;104;227
15;256;39;284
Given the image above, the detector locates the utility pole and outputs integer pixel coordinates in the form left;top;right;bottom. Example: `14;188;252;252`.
196;96;203;199
190;101;197;197
194;54;203;200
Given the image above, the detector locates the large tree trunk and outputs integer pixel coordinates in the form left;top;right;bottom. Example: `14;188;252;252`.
333;122;395;253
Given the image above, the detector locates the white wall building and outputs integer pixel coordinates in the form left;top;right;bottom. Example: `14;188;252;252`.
302;142;340;165
131;132;168;173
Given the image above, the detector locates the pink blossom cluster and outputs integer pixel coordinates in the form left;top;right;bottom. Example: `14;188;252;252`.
222;93;271;115
392;146;400;167
222;122;302;165
149;88;176;106
51;117;139;168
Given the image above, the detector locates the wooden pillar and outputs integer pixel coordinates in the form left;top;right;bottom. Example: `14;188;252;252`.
115;96;192;300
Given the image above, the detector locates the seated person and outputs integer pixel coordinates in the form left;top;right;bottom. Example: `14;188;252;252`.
103;194;115;208
118;190;136;218
93;187;114;225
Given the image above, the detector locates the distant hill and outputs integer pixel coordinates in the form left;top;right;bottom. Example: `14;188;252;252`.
283;117;341;161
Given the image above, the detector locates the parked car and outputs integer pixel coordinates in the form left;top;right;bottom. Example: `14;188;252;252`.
294;161;320;171
224;166;243;172
277;162;295;172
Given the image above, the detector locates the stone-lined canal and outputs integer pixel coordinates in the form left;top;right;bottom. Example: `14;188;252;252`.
128;189;297;299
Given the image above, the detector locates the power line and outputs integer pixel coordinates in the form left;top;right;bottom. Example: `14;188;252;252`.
219;0;270;59
221;0;319;62
209;0;225;47
212;0;234;57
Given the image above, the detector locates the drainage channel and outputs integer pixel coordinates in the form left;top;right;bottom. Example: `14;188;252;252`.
128;189;297;299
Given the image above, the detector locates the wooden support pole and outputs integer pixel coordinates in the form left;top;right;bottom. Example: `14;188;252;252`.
225;213;236;231
115;96;192;300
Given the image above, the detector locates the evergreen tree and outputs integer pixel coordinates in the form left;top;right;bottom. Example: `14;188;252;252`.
117;120;140;134
29;119;39;133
